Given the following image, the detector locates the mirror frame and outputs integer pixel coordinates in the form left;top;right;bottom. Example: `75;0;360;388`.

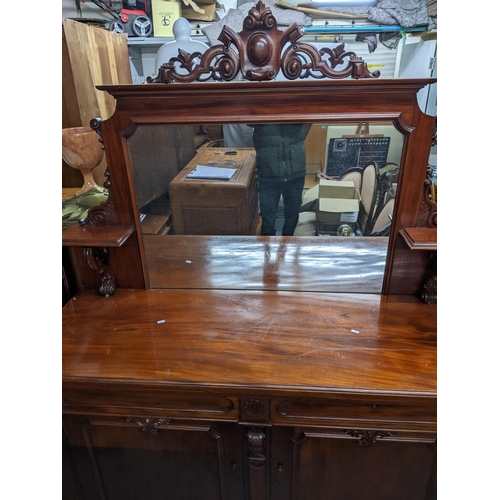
84;77;435;296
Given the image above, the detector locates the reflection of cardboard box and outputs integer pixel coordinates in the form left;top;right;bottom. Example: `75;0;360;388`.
181;0;217;21
151;0;182;37
293;211;317;236
301;184;319;212
316;180;360;226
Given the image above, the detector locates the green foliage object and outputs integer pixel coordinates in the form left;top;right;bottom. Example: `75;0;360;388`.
62;188;109;221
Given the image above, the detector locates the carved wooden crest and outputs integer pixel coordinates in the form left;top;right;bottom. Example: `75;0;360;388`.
147;1;379;84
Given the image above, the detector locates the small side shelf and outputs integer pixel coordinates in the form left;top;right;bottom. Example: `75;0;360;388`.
399;227;437;251
62;225;134;247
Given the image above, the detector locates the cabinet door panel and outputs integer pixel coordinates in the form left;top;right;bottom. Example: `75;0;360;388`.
64;415;244;500
272;427;436;500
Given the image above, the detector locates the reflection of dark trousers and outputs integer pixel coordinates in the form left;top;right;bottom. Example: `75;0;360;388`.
258;176;305;236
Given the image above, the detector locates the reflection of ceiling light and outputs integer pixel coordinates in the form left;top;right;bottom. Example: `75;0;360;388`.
304;25;427;34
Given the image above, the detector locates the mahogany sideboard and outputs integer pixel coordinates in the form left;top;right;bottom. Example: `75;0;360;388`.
62;5;437;498
63;288;436;500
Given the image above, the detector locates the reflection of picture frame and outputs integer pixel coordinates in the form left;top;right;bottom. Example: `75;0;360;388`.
326;136;391;177
323;123;404;176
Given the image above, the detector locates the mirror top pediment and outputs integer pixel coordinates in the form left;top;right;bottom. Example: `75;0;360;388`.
97;78;437;127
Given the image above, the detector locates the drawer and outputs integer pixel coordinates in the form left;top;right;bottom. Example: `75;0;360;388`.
63;382;239;422
271;393;436;432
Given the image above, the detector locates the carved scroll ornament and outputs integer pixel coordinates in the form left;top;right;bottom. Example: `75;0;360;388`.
417;167;437;228
78;117;118;228
148;1;379;84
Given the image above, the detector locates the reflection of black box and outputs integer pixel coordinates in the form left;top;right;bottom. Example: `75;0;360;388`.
316;221;356;236
326;136;391;177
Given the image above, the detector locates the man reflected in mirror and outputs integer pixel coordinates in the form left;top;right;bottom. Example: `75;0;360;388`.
250;123;312;236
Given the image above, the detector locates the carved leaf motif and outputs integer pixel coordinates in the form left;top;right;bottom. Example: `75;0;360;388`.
344;429;392;446
126;417;171;434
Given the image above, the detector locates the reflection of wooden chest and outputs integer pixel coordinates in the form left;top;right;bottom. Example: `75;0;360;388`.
169;148;259;235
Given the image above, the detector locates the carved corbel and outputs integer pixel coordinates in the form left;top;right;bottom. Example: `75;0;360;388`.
421;251;437;305
247;427;266;469
417;167;437;229
83;247;116;297
417;167;437;304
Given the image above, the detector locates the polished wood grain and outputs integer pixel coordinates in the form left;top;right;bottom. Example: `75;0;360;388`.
144;234;389;293
62;289;436;395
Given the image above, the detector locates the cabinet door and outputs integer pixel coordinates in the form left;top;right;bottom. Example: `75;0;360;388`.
63;415;245;500
271;426;436;500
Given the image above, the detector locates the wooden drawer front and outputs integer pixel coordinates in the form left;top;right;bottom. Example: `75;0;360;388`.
271;394;436;432
63;383;239;421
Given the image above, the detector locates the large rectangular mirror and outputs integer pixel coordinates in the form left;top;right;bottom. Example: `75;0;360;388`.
125;118;404;293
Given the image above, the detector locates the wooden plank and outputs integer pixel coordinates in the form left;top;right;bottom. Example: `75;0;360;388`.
62;18;132;188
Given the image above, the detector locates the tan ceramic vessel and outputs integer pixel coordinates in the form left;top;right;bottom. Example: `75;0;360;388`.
62;127;104;195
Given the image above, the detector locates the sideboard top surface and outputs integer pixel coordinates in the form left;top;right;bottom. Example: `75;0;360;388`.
62;289;436;397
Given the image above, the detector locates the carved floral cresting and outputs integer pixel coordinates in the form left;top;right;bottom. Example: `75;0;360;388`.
147;1;379;84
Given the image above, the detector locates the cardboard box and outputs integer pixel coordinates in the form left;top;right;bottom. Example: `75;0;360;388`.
316;179;360;226
151;0;182;37
181;0;217;21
